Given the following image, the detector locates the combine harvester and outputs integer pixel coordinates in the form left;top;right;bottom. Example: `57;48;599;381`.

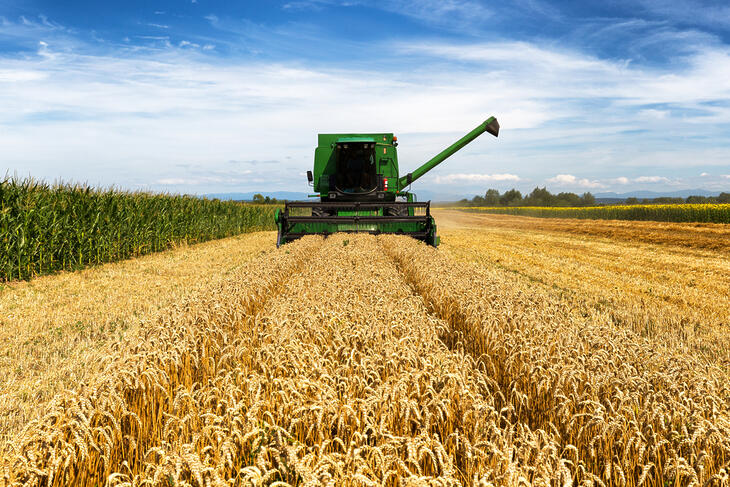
275;117;499;247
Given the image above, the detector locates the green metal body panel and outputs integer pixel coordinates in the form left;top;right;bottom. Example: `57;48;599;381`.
276;117;498;247
313;133;398;198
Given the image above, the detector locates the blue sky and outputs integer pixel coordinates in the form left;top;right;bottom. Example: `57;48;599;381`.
1;0;729;197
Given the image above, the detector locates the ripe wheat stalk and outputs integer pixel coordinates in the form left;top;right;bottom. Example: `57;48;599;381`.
4;231;729;486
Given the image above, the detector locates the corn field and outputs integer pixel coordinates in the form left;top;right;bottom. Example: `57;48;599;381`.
452;203;730;223
3;223;729;486
0;177;277;281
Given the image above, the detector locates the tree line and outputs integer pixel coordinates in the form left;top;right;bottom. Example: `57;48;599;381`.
455;188;730;207
625;194;730;205
456;187;597;207
251;194;285;204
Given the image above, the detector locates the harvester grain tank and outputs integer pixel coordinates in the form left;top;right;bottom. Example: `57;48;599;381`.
275;116;499;247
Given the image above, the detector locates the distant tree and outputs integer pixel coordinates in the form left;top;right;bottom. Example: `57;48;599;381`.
686;195;709;204
652;197;684;204
554;191;581;207
718;192;730;203
625;197;639;205
251;194;284;204
525;187;556;206
580;192;596;206
484;189;500;205
500;189;523;206
459;188;608;207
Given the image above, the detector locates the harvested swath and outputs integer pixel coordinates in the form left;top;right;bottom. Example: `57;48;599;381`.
7;235;575;486
382;235;730;485
436;225;730;366
434;209;730;252
6;236;322;486
451;203;730;224
7;231;730;486
172;233;565;485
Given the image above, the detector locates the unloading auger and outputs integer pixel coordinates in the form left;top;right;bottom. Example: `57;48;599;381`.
275;117;499;247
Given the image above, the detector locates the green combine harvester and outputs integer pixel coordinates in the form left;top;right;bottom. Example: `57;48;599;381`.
275;116;499;247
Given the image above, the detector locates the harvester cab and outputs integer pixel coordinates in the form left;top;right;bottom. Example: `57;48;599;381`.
275;116;499;247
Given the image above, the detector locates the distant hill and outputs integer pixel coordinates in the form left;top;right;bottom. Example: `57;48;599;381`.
204;191;310;201
409;189;465;202
594;189;721;199
205;188;726;203
204;190;464;202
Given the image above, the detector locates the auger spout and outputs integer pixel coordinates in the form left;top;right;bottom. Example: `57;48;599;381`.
397;116;499;191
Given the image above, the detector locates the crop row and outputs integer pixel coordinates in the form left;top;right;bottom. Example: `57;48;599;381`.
8;234;730;485
6;236;322;486
6;235;572;486
0;177;277;281
382;236;730;485
452;203;730;223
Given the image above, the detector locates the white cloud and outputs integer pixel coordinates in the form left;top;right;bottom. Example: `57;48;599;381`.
434;173;520;184
638;108;669;120
634;0;730;30
634;176;670;183
612;175;670;184
279;0;492;29
399;40;730;124
2;17;730;193
380;0;492;29
157;178;188;185
700;172;710;176
722;175;730;179
546;174;605;188
0;69;47;82
36;41;56;60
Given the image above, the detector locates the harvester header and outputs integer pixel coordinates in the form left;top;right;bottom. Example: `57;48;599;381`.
275;116;499;247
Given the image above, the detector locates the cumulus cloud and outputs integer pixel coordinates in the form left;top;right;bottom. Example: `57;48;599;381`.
612;175;670;184
722;175;730;179
634;176;670;183
546;174;605;188
700;172;710;176
157;178;189;185
2;15;730;193
434;173;520;184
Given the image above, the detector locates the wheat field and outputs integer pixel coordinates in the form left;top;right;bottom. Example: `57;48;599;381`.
451;203;730;224
2;212;729;486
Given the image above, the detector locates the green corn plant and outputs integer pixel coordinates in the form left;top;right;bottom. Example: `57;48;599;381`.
0;176;279;281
